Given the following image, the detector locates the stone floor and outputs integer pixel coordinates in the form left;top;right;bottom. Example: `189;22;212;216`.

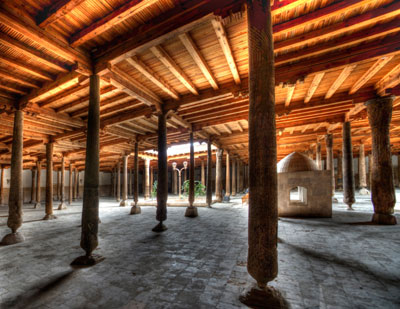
0;190;400;309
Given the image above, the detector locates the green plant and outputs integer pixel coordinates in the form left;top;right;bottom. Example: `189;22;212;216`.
151;180;157;198
182;180;206;197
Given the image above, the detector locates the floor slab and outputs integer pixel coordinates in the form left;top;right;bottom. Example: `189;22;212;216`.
0;191;400;308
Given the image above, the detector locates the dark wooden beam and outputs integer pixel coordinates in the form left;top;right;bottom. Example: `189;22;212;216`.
36;0;86;28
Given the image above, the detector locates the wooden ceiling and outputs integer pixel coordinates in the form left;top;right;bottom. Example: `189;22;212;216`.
0;0;400;171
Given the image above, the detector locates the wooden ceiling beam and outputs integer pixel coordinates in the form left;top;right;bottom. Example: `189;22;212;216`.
349;55;393;95
126;56;179;100
150;45;198;95
304;72;324;103
284;84;295;107
274;1;400;53
325;64;357;99
0;68;41;89
211;18;240;85
375;62;400;95
0;54;54;81
0;33;71;72
70;0;158;47
0;83;28;95
101;106;153;128
38;84;88;108
36;0;86;28
179;32;219;90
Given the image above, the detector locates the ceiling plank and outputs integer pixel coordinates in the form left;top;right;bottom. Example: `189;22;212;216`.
350;56;393;95
211;19;240;85
36;0;86;28
70;0;158;47
150;45;198;95
179;32;219;90
0;54;54;81
126;56;179;100
325;65;357;99
304;73;324;103
0;68;40;89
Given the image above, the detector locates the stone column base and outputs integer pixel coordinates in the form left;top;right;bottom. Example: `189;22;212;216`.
152;222;167;233
57;203;67;210
130;205;141;215
119;200;129;207
185;206;198;218
43;214;57;220
372;213;397;225
239;284;289;309
71;254;105;267
1;232;24;245
359;188;370;195
34;202;41;209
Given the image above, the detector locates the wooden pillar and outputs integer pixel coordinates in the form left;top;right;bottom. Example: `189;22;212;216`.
173;169;178;195
215;148;223;202
201;160;205;186
35;161;42;208
316;142;322;170
325;134;335;197
185;131;198;217
337;151;343;190
225;153;230;197
206;138;212;207
116;161;121;202
58;156;67;210
71;74;103;265
120;155;129;206
130;142;141;214
366;96;396;225
358;143;369;195
238;160;243;193
55;169;60;201
73;168;77;201
76;171;80;199
153;112;168;232
69;164;73;205
241;0;278;301
232;157;237;196
150;166;154;197
144;159;150;200
342;122;355;210
44;142;56;220
1;110;24;245
0;165;3;205
128;167;132;198
30;168;36;204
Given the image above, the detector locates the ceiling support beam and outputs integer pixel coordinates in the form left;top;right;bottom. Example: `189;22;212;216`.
36;0;86;28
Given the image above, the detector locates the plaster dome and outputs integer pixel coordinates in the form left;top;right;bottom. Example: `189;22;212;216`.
277;152;318;173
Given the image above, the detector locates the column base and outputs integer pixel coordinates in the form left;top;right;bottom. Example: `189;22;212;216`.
33;202;41;209
1;232;24;245
119;200;129;207
239;284;289;309
372;213;397;225
185;206;198;218
359;188;370;195
70;254;105;267
43;214;57;220
57;203;67;210
152;222;168;233
332;197;338;203
130;205;141;215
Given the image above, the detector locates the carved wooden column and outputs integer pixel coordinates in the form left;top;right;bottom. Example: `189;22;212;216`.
1;110;24;245
130;142;141;214
128;167;132;198
120;155;129;206
173;169;178;195
71;74;103;266
116;161;121;202
56;168;60;201
358;143;369;195
201;160;205;186
206;138;212;207
35;161;42;208
225;153;230;197
368;154;373;189
366;96;396;225
150;166;154;197
153;112;168;232
44;142;57;220
76;171;80;199
337;151;343;190
240;1;279;304
232;157;237;196
69;163;73;205
325;134;336;199
215;148;223;202
73;168;77;201
144;159;150;200
58;156;67;210
342;122;355;210
316;142;322;170
0;164;3;205
30;168;36;204
185;131;198;217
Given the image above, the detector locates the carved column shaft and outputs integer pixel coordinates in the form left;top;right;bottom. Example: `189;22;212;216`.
342;122;355;209
215;148;223;202
225;153;230;196
206;139;212;207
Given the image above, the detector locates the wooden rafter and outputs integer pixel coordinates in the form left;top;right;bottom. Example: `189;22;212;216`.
211;19;240;85
0;54;54;81
375;62;400;95
285;85;295;107
325;65;357;99
36;0;86;28
304;73;324;103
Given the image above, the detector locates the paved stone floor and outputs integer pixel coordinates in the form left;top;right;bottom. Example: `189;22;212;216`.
1;190;400;309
